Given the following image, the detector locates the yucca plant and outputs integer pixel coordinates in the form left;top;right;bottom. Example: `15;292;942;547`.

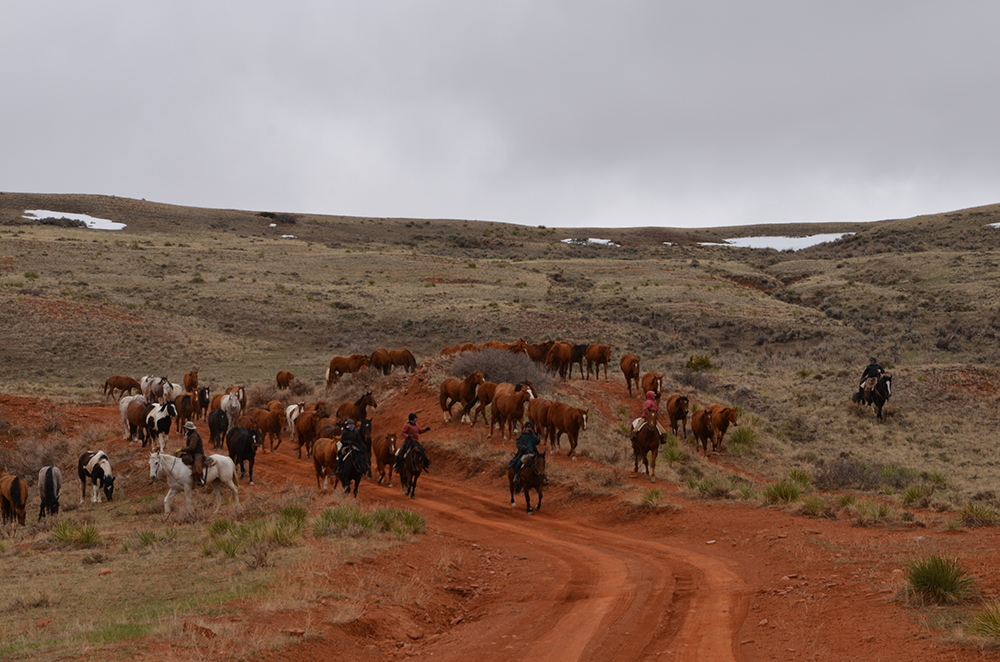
900;484;933;506
905;555;974;604
960;501;998;528
640;488;664;507
968;601;1000;638
764;480;801;504
852;499;898;526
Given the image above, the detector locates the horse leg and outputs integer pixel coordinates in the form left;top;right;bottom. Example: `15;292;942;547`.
228;478;239;507
536;485;543;511
524;487;532;514
213;484;223;511
248;457;255;485
650;448;658;483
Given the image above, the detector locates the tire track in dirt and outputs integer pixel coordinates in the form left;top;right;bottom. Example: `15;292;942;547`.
261;446;747;661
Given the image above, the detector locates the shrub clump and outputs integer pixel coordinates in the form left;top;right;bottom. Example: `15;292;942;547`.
685;354;714;372
765;480;802;504
968;601;1000;639
905;555;974;604
959;501;998;528
452;348;552;391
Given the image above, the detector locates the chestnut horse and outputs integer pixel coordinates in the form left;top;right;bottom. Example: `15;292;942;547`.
325;354;369;387
336;392;377;424
372;433;398;487
708;405;738;452
691;409;715;455
585;344;611;380
544;342;573;380
389;349;417;372
312;437;339;491
526;398;555;445
0;474;28;525
508;451;546;514
641;372;663;404
276;370;294;389
369;348;392;375
489;389;534;440
547;402;588;457
439;371;485;423
183;370;199;393
666;394;690;442
632;411;662;482
620;354;640;397
103;375;141;401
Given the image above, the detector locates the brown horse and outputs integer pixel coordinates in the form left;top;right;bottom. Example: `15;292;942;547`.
276;370;294;389
620;354;640;396
508;451;546;514
183;370;199;393
462;381;497;427
522;340;555;364
371;433;397;487
569;343;588;379
708;405;738;452
691;408;715;455
632;411;662;482
336;392;377;424
526;398;554;445
439;371;485;423
295;409;329;459
0;474;28;525
389;349;417;372
126;400;152;444
547;402;588;457
544;342;573;379
665;394;690;442
641;372;663;404
103;375;141;401
312;437;339;491
399;443;430;499
489;389;534;440
369;348;392;375
325;354;369;387
585;344;611;380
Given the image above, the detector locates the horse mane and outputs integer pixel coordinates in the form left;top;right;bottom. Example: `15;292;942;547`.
354;394;365;406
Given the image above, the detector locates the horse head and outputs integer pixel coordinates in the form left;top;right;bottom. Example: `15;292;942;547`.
148;453;162;480
102;474;115;501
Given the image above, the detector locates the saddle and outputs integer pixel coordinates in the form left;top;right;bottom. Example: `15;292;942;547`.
204;456;216;468
862;377;877;399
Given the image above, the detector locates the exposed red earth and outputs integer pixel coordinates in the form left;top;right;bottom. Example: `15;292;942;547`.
2;374;998;661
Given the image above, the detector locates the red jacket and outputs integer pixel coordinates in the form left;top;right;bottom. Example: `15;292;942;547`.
401;421;422;442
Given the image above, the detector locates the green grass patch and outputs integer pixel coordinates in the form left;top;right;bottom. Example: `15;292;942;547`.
85;621;155;644
53;520;102;548
968;601;1000;638
764;480;801;504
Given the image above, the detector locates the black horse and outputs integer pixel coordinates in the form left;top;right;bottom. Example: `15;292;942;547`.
336;442;369;499
399;444;430;499
853;374;892;420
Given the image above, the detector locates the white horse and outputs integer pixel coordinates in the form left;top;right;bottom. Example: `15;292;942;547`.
148;452;240;514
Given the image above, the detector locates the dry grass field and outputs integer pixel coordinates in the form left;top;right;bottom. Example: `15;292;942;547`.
5;191;1000;659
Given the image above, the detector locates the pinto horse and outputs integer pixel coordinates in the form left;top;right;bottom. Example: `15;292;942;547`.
336;392;377;424
508;451;545;514
372;433;397;487
585;344;612;380
632;412;662;483
439;371;485;423
78;451;115;503
0;474;28;525
399;444;430;499
666;394;690;442
148;452;239;514
620;354;641;397
104;375;141;401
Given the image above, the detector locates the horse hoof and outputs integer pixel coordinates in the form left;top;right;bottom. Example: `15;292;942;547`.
527;510;533;516
249;481;255;486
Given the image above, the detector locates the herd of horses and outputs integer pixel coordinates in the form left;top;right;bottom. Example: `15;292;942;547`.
0;338;896;525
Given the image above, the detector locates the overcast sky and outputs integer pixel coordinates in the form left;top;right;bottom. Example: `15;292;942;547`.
3;2;999;228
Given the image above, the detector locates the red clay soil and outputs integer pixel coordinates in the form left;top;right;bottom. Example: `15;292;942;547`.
3;377;1000;661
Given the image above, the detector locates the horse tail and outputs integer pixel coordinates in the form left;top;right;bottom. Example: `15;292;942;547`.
43;467;55;502
10;477;25;510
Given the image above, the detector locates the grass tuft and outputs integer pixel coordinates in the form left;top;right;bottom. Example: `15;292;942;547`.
764;480;801;504
968;601;1000;639
959;501;998;528
905;555;974;604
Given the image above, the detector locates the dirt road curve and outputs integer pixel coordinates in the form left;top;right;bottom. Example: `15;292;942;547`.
409;478;746;661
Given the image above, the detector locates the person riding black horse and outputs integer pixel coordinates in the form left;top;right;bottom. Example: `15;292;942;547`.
338;419;365;466
177;421;206;486
395;413;430;472
508;421;541;492
857;357;884;402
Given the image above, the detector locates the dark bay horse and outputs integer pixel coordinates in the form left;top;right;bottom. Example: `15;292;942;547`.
666;394;689;442
508;450;546;514
399;444;430;499
336;392;377;424
0;474;28;525
632;412;662;483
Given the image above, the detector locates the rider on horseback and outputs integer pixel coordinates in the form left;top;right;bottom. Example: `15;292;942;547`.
178;421;206;486
338;419;365;466
509;421;540;492
857;357;884;401
395;413;430;471
631;391;667;444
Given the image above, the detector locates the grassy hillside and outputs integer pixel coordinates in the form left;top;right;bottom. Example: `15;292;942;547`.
4;191;1000;502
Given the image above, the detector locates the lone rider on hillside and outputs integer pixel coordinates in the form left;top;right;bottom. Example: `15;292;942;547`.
857;357;884;401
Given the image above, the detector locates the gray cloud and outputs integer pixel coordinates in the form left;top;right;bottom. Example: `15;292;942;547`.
3;1;999;227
